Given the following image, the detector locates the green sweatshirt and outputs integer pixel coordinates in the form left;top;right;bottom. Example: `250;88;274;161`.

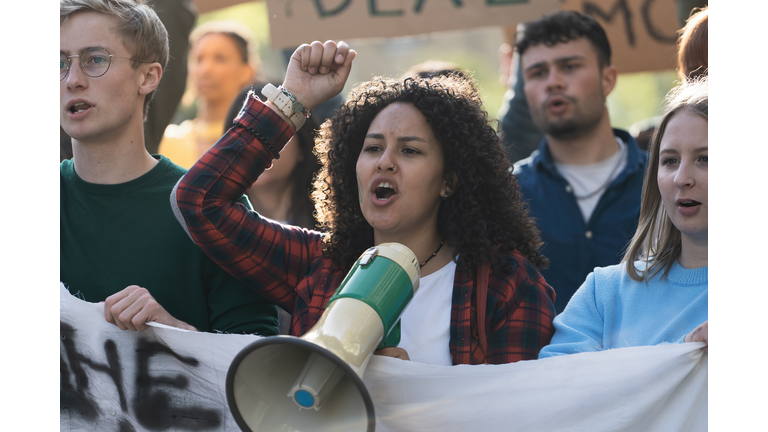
60;156;278;335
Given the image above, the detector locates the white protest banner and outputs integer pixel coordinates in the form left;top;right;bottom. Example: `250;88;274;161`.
61;283;707;431
264;0;560;49
60;283;253;431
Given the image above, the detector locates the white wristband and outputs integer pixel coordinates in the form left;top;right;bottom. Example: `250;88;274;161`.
261;83;307;130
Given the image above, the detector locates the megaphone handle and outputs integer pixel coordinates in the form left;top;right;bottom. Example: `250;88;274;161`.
378;319;401;349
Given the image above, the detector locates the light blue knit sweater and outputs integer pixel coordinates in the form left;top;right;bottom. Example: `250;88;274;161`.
539;261;708;358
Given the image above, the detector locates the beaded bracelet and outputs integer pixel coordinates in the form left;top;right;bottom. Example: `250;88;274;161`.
233;121;281;160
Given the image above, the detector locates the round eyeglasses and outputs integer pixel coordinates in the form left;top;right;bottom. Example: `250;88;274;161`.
60;47;150;81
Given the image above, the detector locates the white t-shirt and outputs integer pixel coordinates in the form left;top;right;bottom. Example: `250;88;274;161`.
398;260;456;366
554;136;626;223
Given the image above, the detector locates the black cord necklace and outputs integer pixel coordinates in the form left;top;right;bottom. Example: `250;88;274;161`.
574;137;625;200
420;240;445;268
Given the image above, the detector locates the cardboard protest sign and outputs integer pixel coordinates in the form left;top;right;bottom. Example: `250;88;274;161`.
562;0;680;73
192;0;677;73
504;0;680;73
192;0;253;14
264;0;560;49
61;283;706;431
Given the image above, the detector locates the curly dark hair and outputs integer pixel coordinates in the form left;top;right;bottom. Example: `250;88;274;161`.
312;75;548;275
515;10;612;68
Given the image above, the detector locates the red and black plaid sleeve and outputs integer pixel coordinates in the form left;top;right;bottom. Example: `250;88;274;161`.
482;251;556;364
450;251;556;365
173;92;325;313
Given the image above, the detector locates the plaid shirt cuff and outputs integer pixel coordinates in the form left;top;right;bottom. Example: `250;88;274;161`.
234;90;294;157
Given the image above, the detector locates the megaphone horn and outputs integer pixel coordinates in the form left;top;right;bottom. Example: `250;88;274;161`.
226;243;421;432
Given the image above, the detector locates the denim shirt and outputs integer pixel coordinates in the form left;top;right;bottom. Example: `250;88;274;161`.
513;129;648;313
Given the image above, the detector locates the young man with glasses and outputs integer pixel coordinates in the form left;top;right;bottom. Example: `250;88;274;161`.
60;0;278;335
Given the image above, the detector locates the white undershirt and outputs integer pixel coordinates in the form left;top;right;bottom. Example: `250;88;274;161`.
398;260;456;366
554;136;626;223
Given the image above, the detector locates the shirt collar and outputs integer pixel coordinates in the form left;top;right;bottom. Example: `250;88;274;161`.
532;128;647;177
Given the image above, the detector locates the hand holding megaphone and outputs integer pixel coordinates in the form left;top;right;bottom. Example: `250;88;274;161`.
374;346;410;361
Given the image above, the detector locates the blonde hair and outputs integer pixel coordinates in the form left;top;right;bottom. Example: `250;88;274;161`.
623;77;708;281
60;0;169;120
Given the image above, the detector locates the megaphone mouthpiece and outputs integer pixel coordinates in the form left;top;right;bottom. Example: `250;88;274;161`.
289;351;346;410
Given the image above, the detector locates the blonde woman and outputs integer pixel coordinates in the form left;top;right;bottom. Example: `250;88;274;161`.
539;78;708;358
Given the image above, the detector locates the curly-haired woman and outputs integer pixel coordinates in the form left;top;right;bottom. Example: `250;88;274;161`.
173;41;556;365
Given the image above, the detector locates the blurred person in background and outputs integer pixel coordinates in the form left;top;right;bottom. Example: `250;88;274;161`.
513;11;647;314
225;89;322;231
159;20;257;168
628;116;659;152
677;6;708;81
143;0;196;153
497;45;543;164
628;5;708;153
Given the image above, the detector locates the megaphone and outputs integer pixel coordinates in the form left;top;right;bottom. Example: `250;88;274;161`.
226;242;421;431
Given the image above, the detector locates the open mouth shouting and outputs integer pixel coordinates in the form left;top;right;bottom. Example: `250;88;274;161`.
373;181;397;204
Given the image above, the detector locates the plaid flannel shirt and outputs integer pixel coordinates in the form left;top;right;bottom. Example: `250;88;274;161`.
173;93;556;364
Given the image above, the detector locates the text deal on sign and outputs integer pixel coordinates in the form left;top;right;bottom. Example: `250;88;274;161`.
265;0;560;49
